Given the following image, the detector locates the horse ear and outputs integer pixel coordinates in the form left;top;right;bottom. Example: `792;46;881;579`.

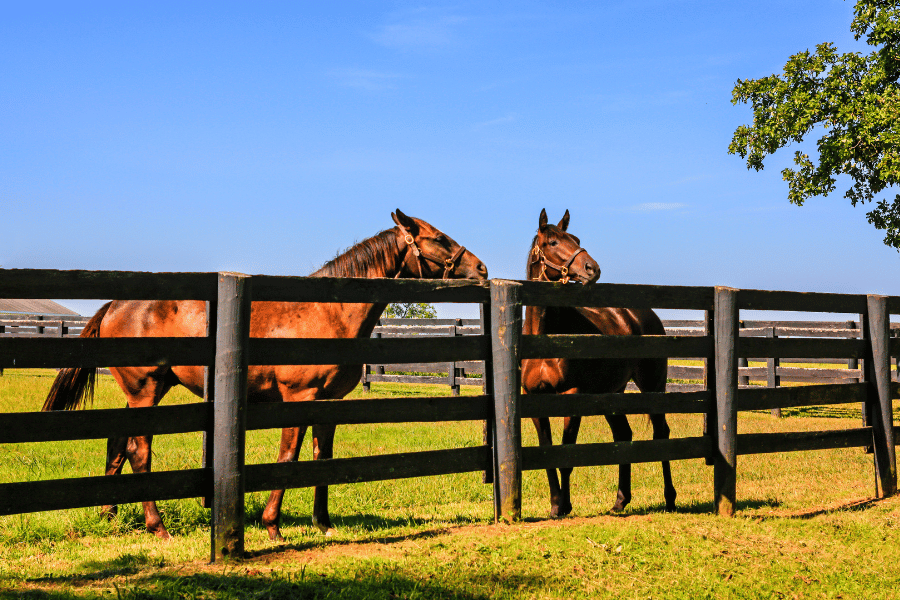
392;209;419;234
558;209;570;231
538;208;548;231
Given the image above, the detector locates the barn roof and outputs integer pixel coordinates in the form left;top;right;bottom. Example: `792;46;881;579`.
0;299;81;316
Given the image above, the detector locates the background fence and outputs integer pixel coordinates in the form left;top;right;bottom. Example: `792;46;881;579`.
1;271;897;563
363;317;900;397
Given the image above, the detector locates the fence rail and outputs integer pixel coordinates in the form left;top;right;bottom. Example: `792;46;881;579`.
1;270;897;562
363;317;900;395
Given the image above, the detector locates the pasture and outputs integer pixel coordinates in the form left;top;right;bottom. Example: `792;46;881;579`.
3;369;900;599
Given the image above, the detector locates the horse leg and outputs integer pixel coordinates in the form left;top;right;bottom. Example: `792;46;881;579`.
604;414;632;511
261;425;307;541
650;413;677;511
311;424;337;535
100;434;129;519
557;415;582;517
531;416;564;518
122;433;171;539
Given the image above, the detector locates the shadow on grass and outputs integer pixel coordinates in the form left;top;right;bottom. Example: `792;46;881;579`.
245;505;484;538
10;565;523;600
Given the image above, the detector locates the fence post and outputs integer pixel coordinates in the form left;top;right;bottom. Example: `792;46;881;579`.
480;303;497;497
703;309;716;466
449;321;460;396
714;286;738;516
767;327;781;418
363;331;381;392
866;295;896;497
737;320;748;387
201;300;217;509
489;279;522;522
212;272;251;562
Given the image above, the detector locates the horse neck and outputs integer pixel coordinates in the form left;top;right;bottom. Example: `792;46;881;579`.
306;231;404;339
524;263;549;336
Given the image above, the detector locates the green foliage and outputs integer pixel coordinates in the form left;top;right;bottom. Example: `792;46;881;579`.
383;302;437;319
729;0;900;248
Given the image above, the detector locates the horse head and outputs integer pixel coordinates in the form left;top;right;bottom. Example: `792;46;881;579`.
392;209;488;281
528;208;600;284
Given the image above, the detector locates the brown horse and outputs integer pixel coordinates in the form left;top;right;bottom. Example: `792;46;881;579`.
43;210;488;541
521;209;676;518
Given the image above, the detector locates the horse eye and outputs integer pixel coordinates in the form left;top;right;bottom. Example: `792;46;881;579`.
549;239;558;247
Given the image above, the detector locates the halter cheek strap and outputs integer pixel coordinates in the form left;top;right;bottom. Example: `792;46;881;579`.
396;224;467;279
531;245;586;284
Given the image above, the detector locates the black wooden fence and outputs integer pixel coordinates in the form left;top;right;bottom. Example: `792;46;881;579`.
0;270;897;562
362;318;484;395
363;317;900;397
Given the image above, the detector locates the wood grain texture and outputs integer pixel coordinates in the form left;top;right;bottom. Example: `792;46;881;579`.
250;275;489;303
0;269;217;300
0;403;211;443
0;469;210;515
245;446;490;492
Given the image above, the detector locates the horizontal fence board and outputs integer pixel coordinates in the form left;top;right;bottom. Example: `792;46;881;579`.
738;337;865;359
246;396;492;429
250;276;490;304
520;391;710;418
521;335;711;360
374;326;481;335
0;269;218;301
662;383;707;392
737;367;861;379
245;446;490;491
0;337;213;368
736;428;872;455
740;328;860;339
741;320;860;330
248;335;488;365
365;374;483;385
521;436;709;470
0;469;210;515
371;362;485;373
378;318;481;327
737;383;867;412
518;281;715;310
0;403;211;443
667;365;704;379
737;289;867;313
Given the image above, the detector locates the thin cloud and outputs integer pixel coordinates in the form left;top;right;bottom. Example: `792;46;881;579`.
330;69;403;91
631;202;686;212
372;11;468;49
473;113;517;129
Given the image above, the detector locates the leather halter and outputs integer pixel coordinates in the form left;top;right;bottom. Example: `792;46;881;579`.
396;224;467;279
530;244;586;284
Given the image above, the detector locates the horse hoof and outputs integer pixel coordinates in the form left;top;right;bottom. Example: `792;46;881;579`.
610;502;626;513
268;529;285;542
316;525;336;537
154;530;173;541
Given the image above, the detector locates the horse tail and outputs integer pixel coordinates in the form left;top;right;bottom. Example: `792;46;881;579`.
42;301;113;411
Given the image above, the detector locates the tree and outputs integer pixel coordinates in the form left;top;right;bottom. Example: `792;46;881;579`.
729;0;900;248
383;302;437;319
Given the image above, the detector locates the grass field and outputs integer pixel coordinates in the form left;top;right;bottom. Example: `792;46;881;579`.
2;368;900;599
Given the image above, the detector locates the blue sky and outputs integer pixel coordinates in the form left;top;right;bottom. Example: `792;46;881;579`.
2;1;897;319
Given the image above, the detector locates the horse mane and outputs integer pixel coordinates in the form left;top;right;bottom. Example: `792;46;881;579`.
312;229;400;278
526;232;539;279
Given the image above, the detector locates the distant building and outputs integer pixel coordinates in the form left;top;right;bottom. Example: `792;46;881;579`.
0;299;81;317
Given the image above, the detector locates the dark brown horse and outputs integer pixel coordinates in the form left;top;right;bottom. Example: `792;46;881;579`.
43;210;488;540
521;209;676;517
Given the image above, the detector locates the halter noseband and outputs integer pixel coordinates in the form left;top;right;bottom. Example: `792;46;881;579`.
531;244;586;284
396;224;467;279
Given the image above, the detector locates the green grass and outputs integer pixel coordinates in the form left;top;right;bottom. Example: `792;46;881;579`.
2;369;899;598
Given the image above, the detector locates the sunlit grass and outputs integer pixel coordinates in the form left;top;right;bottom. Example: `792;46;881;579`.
2;368;899;598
